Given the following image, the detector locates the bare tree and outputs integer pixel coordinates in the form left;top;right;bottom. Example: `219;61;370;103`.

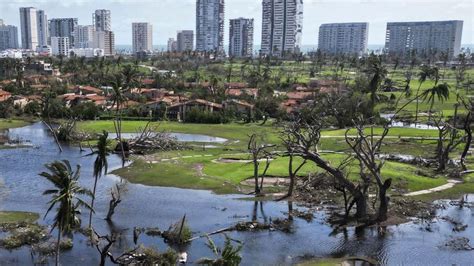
279;132;307;200
247;134;275;195
345;123;392;222
105;182;126;221
283;120;368;220
432;114;465;172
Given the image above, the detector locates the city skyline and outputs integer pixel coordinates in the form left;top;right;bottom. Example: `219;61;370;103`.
0;0;472;46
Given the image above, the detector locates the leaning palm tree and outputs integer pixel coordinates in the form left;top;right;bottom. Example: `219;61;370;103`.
88;131;110;228
40;160;92;266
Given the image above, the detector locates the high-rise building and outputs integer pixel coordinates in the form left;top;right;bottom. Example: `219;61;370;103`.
19;7;38;50
167;38;177;52
229;18;254;57
50;36;70;56
318;23;368;56
36;10;48;47
94;9;111;32
49;18;78;48
0;23;19;51
132;23;153;53
74;25;95;48
385;20;463;58
261;0;303;57
94;30;115;56
196;0;224;53
177;30;194;52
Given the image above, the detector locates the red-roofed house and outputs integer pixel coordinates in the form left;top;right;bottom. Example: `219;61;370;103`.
167;99;222;121
0;89;12;102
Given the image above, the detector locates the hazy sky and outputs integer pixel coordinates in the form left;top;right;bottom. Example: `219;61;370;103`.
1;0;472;45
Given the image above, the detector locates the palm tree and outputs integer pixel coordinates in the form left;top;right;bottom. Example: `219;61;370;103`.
414;65;434;122
422;83;450;120
40;160;92;266
110;75;128;165
366;54;388;111
88;131;110;228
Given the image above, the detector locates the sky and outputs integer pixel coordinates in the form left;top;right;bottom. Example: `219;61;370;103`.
0;0;473;46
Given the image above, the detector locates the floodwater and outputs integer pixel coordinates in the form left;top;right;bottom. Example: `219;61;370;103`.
381;114;437;130
0;123;473;265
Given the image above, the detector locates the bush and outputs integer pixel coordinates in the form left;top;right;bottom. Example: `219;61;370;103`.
184;107;229;124
71;102;101;120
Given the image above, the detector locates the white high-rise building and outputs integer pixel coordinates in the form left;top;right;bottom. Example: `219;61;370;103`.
51;36;70;56
132;23;153;53
229;18;254;58
36;10;48;47
93;30;115;56
385;20;464;58
318;23;369;56
177;30;194;52
19;7;38;50
196;0;224;53
0;22;19;51
261;0;303;57
74;25;95;48
94;10;111;32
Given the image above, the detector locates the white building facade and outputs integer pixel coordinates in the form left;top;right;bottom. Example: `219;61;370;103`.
19;7;38;50
51;36;70;56
261;0;303;57
196;0;225;53
132;23;153;53
74;25;95;48
318;23;368;56
385;20;463;58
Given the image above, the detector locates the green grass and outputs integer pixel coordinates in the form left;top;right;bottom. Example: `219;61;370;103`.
113;152;447;194
0;119;30;131
0;211;39;224
77;120;280;143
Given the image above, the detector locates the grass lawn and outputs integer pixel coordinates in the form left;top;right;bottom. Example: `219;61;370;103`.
0;211;39;224
0;119;30;131
77;120;280;143
113;152;447;194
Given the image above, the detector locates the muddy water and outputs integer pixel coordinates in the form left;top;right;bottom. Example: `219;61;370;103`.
0;123;473;265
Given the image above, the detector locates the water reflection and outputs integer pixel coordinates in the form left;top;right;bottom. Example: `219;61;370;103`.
0;123;473;265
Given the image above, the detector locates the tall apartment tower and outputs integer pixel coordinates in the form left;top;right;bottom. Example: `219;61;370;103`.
0;22;19;51
385;20;463;58
196;0;225;53
49;18;78;48
94;30;115;56
229;18;254;58
177;30;194;52
318;23;368;56
94;9;111;32
261;0;303;57
19;7;38;49
36;10;48;47
132;23;153;53
74;25;95;48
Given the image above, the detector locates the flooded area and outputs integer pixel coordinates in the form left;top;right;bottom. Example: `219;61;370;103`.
381;114;437;130
0;123;473;265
